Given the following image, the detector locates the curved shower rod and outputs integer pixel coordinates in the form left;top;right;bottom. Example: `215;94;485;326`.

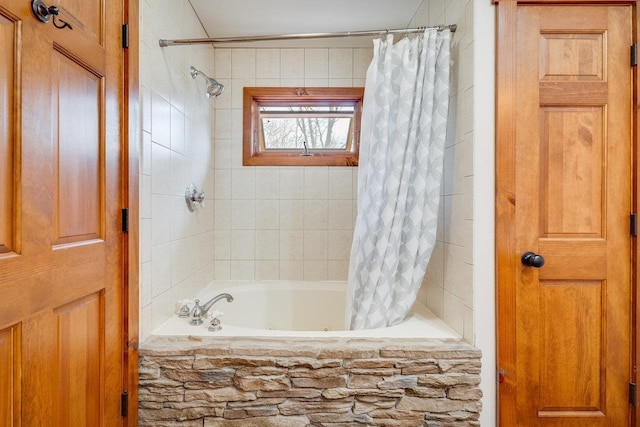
160;24;456;47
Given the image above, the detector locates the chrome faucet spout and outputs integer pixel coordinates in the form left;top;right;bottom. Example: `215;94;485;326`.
190;293;234;326
200;293;234;314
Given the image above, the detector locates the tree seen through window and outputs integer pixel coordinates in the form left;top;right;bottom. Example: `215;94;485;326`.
261;106;353;150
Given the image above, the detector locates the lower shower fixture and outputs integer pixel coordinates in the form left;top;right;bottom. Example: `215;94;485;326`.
190;66;224;98
185;182;205;212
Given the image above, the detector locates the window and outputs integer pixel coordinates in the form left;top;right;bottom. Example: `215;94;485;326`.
243;87;364;166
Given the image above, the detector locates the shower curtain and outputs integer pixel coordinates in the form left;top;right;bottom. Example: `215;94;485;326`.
346;29;451;330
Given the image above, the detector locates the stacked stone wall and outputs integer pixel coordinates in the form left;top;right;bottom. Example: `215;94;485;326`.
139;337;482;427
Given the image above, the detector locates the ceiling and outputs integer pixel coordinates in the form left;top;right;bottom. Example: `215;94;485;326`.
188;0;425;47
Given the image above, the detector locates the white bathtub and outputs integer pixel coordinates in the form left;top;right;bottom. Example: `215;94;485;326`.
153;281;461;339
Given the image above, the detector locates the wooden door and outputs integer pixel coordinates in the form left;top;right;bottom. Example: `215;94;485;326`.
497;4;634;426
0;0;126;425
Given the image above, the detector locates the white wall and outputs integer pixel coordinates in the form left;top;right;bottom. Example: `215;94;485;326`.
474;1;497;425
139;0;216;340
211;48;371;281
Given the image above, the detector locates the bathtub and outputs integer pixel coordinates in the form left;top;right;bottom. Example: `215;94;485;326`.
153;280;460;339
141;281;480;426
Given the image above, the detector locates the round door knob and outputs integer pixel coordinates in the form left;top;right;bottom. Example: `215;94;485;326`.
521;251;545;268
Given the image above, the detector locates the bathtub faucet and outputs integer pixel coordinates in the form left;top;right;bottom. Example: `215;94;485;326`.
190;293;234;326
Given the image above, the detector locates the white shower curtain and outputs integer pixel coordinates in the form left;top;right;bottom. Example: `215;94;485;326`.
346;29;451;330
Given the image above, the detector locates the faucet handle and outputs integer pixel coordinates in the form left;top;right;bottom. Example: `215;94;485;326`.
178;305;191;318
176;299;193;317
208;315;222;332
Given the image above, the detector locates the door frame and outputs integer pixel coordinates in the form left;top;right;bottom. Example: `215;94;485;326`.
123;0;139;424
495;0;639;425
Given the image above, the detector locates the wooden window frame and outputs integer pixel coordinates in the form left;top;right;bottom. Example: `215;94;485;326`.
243;87;364;166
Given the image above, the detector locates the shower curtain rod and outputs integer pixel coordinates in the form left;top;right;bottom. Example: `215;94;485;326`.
159;24;456;47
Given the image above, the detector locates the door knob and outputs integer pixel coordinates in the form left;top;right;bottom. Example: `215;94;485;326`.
521;251;545;268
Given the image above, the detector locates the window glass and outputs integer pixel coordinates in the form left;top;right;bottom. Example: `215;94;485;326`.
261;106;354;150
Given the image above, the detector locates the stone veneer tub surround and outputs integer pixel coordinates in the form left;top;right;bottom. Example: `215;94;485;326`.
139;337;481;426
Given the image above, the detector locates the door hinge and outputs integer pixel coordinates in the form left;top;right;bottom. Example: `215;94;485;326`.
122;208;129;233
121;390;129;417
632;44;638;67
631;213;637;236
497;367;506;384
630;382;637;406
122;24;129;49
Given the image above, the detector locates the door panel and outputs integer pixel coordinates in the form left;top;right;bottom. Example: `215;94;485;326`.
53;50;103;246
539;281;604;412
55;292;103;425
0;0;124;425
539;107;604;237
539;33;604;81
0;326;18;426
0;10;16;255
498;4;633;426
57;0;103;43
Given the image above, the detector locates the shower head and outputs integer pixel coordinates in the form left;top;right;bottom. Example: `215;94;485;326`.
190;66;225;99
205;77;225;98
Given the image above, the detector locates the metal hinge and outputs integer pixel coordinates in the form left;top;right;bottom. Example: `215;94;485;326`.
122;208;129;233
122;24;129;49
632;44;638;67
121;390;129;417
630;382;637;406
631;213;637;236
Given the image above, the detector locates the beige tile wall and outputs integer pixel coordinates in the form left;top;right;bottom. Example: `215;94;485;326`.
412;0;475;342
139;0;474;343
212;47;372;282
140;0;216;340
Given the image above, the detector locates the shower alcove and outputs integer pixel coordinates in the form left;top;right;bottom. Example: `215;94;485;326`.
139;0;479;424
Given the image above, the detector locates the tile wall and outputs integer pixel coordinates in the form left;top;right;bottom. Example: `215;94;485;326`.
140;0;216;340
139;0;474;343
211;48;372;281
413;0;475;342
